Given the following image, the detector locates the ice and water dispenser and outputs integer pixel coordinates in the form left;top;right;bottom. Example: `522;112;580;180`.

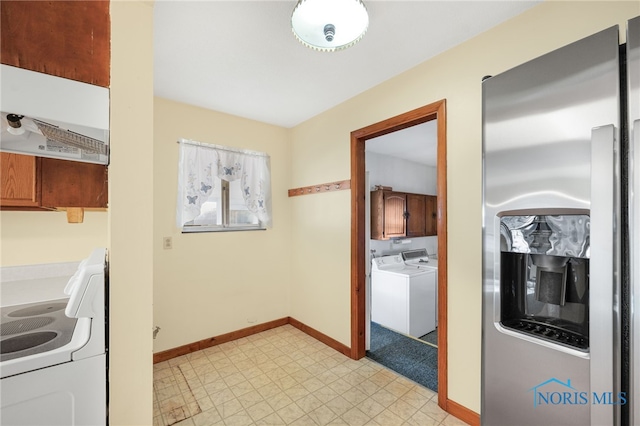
499;214;590;351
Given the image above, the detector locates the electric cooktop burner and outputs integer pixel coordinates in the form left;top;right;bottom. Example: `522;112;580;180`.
8;302;67;318
1;317;55;335
0;299;77;362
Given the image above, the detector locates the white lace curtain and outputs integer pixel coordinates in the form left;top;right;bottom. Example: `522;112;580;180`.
176;139;272;228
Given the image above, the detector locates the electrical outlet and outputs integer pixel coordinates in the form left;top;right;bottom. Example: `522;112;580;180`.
163;237;172;250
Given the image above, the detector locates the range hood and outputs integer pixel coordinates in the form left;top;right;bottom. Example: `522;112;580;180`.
0;65;109;165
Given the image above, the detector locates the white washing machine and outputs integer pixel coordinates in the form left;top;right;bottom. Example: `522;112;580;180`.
371;254;436;337
402;249;438;327
0;248;108;425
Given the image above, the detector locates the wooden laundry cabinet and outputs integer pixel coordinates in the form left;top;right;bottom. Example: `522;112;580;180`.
371;189;437;240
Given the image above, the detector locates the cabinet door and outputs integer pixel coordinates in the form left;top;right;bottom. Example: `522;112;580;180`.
40;158;108;208
1;1;111;87
406;194;426;237
383;192;406;239
426;195;438;236
0;153;41;207
370;190;385;240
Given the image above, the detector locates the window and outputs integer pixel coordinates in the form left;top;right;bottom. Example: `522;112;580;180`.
176;139;272;232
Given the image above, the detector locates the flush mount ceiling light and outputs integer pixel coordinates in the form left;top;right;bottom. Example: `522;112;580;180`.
291;0;369;52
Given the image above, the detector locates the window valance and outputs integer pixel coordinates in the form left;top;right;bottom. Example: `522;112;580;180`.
176;139;272;229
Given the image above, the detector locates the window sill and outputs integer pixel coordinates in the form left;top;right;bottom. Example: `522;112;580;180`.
182;225;266;233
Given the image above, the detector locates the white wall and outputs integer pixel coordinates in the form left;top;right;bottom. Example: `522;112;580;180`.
0;211;108;266
109;2;154;424
366;151;437;195
152;97;292;353
370;236;438;259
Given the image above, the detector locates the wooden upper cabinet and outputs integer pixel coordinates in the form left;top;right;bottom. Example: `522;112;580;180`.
0;153;107;210
406;194;426;237
0;1;110;87
426;195;438;236
41;158;108;208
372;190;404;240
370;190;384;240
0;153;41;207
383;192;407;239
371;189;437;240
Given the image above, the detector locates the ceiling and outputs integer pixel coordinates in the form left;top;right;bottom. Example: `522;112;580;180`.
154;0;541;163
367;120;437;166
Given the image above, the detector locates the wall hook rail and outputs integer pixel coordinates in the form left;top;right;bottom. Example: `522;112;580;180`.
288;179;351;197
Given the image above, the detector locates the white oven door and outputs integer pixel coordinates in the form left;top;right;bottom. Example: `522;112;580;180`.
0;354;106;426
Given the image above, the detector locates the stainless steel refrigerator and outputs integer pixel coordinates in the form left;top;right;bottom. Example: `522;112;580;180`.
482;17;639;426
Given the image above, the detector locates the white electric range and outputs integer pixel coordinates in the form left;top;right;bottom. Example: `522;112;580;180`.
0;248;108;425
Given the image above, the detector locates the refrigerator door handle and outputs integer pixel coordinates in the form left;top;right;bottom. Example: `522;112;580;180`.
590;124;620;426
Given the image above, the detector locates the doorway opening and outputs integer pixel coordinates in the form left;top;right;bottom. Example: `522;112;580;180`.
350;100;448;409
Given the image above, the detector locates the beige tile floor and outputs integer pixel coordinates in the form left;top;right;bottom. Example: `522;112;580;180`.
153;324;469;426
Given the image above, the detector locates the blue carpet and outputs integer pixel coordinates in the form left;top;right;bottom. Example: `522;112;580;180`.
367;322;438;392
